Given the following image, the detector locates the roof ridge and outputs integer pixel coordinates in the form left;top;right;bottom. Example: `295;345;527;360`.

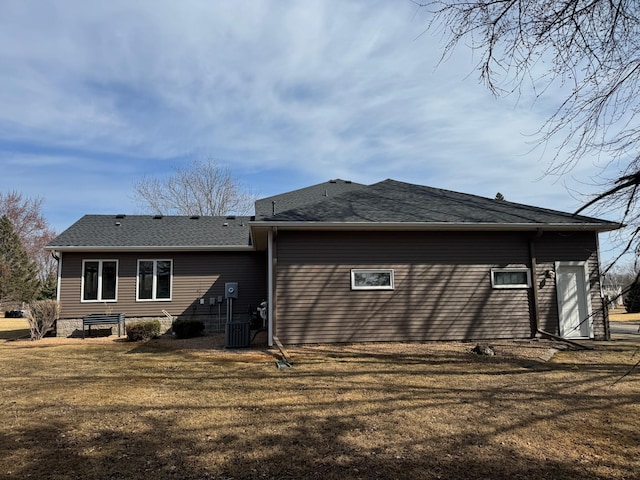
79;214;254;219
256;178;366;202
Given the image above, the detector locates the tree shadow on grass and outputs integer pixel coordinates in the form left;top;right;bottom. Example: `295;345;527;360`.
0;327;29;340
0;403;634;480
1;341;638;480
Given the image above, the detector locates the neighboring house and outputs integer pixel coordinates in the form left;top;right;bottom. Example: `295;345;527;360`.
47;179;620;344
602;284;624;308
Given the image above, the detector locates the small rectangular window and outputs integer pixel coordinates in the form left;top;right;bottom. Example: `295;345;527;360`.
491;268;531;289
137;259;173;301
82;260;118;302
351;269;394;290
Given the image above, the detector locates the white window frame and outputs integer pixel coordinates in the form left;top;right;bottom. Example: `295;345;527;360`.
490;268;532;289
351;269;395;290
136;259;173;301
81;259;119;302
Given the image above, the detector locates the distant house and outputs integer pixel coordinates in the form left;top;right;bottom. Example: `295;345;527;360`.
47;179;619;344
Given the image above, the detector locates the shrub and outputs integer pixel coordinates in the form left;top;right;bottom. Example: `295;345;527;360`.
126;320;161;341
25;300;60;340
624;281;640;313
172;318;205;339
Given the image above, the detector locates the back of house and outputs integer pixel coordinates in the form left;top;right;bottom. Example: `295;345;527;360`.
47;179;619;344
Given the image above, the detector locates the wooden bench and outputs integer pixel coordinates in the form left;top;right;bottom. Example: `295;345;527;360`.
82;313;125;339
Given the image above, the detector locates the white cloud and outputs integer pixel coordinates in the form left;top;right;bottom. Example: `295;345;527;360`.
0;0;619;254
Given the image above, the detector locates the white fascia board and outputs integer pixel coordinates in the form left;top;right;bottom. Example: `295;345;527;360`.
44;245;255;252
249;221;620;233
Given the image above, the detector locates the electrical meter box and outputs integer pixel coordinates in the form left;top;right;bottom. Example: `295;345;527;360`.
225;282;238;299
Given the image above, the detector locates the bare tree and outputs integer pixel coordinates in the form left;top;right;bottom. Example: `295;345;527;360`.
604;261;638;289
424;0;640;258
0;191;57;282
25;299;60;340
602;260;637;307
133;159;257;216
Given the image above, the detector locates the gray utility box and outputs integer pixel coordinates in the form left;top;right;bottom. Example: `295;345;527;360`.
225;321;250;348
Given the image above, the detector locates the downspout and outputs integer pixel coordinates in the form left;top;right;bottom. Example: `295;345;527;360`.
267;228;274;347
529;232;592;350
53;251;62;302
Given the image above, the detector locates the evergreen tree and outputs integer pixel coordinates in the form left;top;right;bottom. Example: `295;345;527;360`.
37;271;57;300
624;281;640;313
0;215;39;307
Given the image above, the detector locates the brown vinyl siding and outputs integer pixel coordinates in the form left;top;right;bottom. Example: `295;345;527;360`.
58;251;266;320
534;231;605;337
274;230;605;344
275;231;536;344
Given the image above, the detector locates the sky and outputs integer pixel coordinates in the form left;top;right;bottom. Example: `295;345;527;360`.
0;1;627;262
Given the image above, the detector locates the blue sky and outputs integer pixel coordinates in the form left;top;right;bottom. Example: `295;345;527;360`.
0;1;625;261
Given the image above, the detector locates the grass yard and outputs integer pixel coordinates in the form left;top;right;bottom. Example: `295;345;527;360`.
0;322;639;479
610;307;640;324
0;317;30;341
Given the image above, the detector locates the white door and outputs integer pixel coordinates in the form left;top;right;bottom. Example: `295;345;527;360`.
556;262;592;339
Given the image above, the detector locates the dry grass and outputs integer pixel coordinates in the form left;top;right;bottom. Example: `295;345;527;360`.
610;307;640;324
0;317;30;340
0;321;639;480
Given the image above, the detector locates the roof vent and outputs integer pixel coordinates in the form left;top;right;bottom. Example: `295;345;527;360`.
190;215;200;220
153;215;163;219
226;215;236;220
345;180;352;184
115;214;126;219
329;179;337;183
115;221;121;227
223;222;229;227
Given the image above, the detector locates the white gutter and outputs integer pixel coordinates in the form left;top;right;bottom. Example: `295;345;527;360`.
250;221;621;233
44;245;256;252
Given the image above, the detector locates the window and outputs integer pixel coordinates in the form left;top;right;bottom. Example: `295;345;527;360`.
351;269;394;290
491;268;531;289
82;260;118;302
137;259;172;301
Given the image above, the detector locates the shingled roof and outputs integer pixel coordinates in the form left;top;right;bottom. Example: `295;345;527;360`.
47;215;253;250
254;179;366;219
256;179;619;231
48;179;619;251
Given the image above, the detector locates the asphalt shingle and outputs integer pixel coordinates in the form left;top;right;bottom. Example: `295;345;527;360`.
254;179;366;219
47;215;253;248
49;179;619;249
261;179;619;229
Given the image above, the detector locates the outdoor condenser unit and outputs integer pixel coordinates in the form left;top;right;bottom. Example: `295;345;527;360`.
226;320;250;348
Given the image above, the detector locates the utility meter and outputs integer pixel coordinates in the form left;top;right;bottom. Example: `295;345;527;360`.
225;282;238;299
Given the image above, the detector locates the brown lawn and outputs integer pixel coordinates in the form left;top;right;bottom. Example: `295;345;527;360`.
610;306;640;324
0;319;639;480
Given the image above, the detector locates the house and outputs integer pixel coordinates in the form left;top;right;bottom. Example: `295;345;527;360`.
47;179;620;344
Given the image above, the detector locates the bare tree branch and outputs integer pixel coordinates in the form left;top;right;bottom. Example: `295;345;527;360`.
574;171;640;215
133;159;257;217
0;191;56;281
424;0;640;262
